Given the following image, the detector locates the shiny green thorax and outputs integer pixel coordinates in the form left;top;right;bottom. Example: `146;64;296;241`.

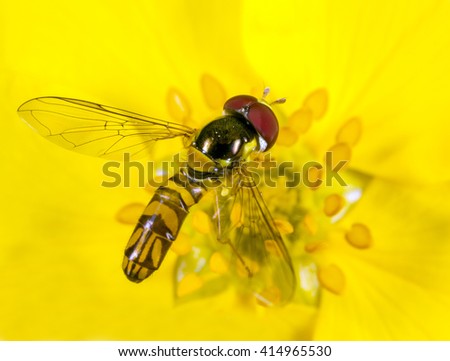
191;114;259;169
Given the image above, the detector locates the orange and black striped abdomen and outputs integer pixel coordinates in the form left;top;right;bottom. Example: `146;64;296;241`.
122;171;208;282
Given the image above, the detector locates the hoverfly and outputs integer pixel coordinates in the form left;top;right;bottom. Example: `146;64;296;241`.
18;90;296;306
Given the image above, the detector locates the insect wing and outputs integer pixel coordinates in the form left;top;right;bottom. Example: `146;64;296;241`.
17;97;196;160
213;167;296;306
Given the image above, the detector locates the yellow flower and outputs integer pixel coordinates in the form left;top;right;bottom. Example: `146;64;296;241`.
1;0;449;340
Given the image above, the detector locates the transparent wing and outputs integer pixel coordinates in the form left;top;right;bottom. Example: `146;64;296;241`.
17;97;196;160
213;166;296;306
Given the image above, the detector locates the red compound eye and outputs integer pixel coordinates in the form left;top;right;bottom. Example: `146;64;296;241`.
247;102;279;150
223;95;279;151
223;95;258;113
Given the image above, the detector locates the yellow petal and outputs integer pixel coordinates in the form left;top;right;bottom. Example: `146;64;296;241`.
314;179;450;339
243;0;450;184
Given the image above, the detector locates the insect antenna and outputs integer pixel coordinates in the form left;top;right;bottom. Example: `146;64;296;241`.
262;87;286;105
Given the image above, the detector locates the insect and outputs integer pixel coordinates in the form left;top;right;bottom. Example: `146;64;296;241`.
17;90;296;306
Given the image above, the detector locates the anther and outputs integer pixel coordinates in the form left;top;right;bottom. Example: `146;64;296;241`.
303;88;328;120
170;233;192;256
303;214;318;235
326;143;352;170
323;194;345;217
278;127;299;146
192;210;211;234
304;240;328;253
345;223;373;249
288;106;313;134
307;166;323;190
116;203;146;224
166;87;191;123
336;117;362;146
318;264;346;295
230;203;242;227
200;74;227;110
264;240;283;257
177;273;203;297
273;219;294;235
209;252;229;274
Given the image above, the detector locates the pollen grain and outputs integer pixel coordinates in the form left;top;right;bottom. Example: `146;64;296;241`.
336;117;362;146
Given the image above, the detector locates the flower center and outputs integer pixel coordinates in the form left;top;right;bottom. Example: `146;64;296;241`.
274;87;372;300
115;75;374;306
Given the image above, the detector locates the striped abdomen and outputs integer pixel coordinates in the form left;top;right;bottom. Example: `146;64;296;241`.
122;170;208;282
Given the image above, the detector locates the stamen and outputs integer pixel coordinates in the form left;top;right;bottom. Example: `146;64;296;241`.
177;273;204;297
303;214;318;235
318;264;346;295
288;106;313;134
273;219;294;235
326;143;352;170
303;88;328;120
209;251;229;274
200;74;227;110
166;87;191;123
192;210;211;234
170;232;192;256
278;126;299;146
345;223;373;249
230;203;242;227
304;240;328;253
264;240;282;257
323;194;345;217
307;166;323;190
115;203;146;224
336;117;362;146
